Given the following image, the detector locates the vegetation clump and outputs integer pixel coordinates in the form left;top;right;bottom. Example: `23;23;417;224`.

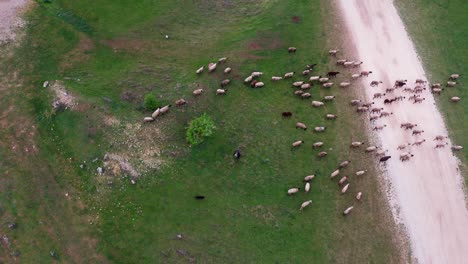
143;93;159;111
186;114;216;146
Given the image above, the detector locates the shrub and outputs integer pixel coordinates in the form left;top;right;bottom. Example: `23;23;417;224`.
186;114;216;146
144;94;159;111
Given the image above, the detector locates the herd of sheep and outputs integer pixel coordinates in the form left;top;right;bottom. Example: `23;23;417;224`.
142;46;462;216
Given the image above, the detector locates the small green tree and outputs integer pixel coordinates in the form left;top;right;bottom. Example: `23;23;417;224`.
186;114;216;146
144;93;158;111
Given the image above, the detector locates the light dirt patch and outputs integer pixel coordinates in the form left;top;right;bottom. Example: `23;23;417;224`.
103;38;149;52
49;80;77;110
0;0;28;44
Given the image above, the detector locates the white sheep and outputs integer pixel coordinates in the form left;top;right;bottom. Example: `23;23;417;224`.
294;90;304;96
244;75;253;83
151;108;161;119
293;81;304;87
319;77;329;83
339;160;351;168
271;76;283;81
216;89;227;95
343;61;354;67
338;176;348;185
302;69;310;76
314;126;326;132
193;88;203;96
452;145;463;151
351;141;364;148
356;192;363;200
365;146;377;152
450;74;460;80
339;82;351;87
305;182;311;193
288;188;300;195
208;62;217;72
450;96;460;102
196;66;204;74
160;105;171;114
323;96;335;101
336;59;347;65
447;81;457;87
312;142;324;148
301;93;311;99
353;61;363;67
355;170;367;176
304;175;316;181
143;117;154;122
325;114;337;120
292;140;304;148
351;73;361;79
330;169;340;178
296;122;307;130
323;82;334;88
224;67;231;74
312;101;324;107
301;83;311;90
251;71;263;77
350;99;361;106
317;151;328;157
300;200;312;210
329;49;339;56
341;183;349;194
254;82;265;88
309;76;321;82
343;206;354;215
284;72;295;78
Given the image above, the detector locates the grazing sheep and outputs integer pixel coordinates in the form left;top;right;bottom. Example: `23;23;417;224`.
431;83;441;89
356;192;363;200
305;182;311;193
288;188;300;195
330;169;340;178
244;75;253;83
296;122;307;130
284;72;295;78
309;76;321;82
447;81;457;87
272;76;283;81
339;82;351;87
373;124;386;131
323;82;334;88
337;59;347;65
403;87;414;92
193;88;204;96
397;143;410;150
365;146;377;152
435;143;448;149
293;81;304;87
151;108;161;119
327;71;340;77
143;117;154;122
452;145;463;151
221;79;231;87
301;83;311;90
341;183;350;194
351;73;361;79
412;129;424;135
160;104;171;114
412;139;426;146
414;97;425;104
329;49;339;56
370;114;381;122
415;79;426;84
196;66;204;74
380;111;393;117
351;141;364;148
282;112;292;117
394;80;407;87
343;61;354;67
400;153;414;161
386;87;396;93
450;74;460;80
251;71;263;77
314;126;326;132
373;93;386;99
339;160;351;168
371;81;383;87
208;63;217;72
361;102;374;108
301;93;311;99
360;71;373;77
432;88;443;94
355;170;367;176
288;47;297;53
343;206;354;215
356;106;369;112
325;114;337;120
302;69;310;76
176;99;187;107
338;176;348;185
216;89;227;95
353;61;363;67
434;135;447;141
376;149;387;157
304;175;316;181
350;99;361;106
319;77;329;83
370;107;384;113
451;96;460;102
292;140;304;148
324;96;336;101
294;90;304;96
254;82;265;88
300;200;313;210
313;142;324;148
224;67;231;74
312;101;324;107
218;57;227;63
233;149;242;160
318;151;328;157
379;156;391;162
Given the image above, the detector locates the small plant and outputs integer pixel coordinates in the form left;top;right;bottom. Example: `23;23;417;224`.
144;94;159;111
186;114;216;146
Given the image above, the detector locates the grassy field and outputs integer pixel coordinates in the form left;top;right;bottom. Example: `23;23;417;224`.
0;0;408;262
395;0;467;181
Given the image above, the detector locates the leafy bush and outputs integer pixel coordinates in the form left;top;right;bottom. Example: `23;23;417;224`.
144;94;159;111
186;114;216;146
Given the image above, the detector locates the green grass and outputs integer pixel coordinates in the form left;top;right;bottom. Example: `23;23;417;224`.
0;0;407;262
395;0;468;180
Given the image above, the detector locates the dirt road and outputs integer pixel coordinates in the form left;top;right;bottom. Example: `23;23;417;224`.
0;0;27;43
337;0;468;263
